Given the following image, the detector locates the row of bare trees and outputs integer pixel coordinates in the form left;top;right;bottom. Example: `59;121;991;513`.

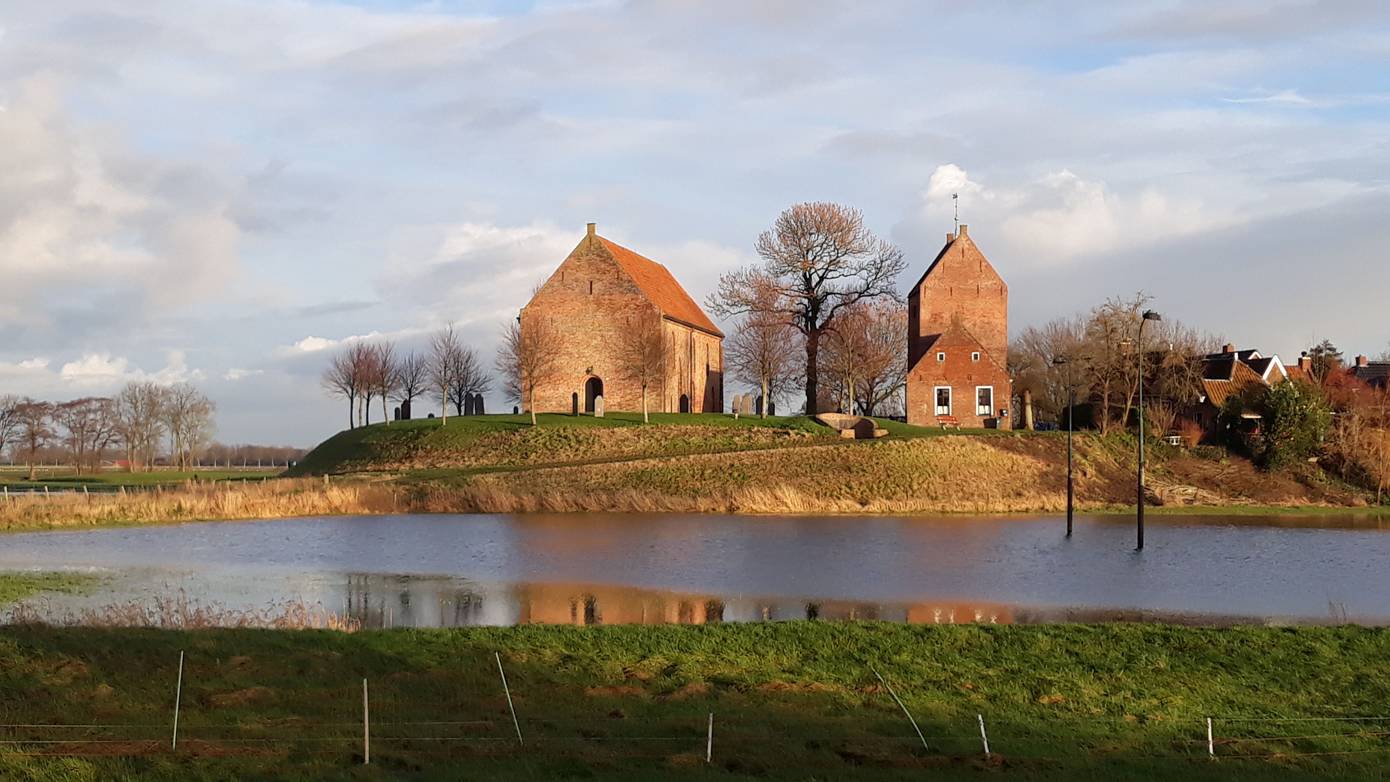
321;328;492;429
1009;292;1221;433
0;383;216;478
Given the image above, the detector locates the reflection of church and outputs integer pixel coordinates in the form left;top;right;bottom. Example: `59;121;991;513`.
340;573;1014;628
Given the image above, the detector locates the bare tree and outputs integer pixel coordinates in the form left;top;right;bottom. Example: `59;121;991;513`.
498;316;560;426
394;350;429;419
53;397;119;474
372;341;401;425
450;347;491;416
114;382;167;472
619;311;668;423
0;395;20;463
708;202;905;415
726;308;799;419
429;324;464;424
1009;316;1088;424
322;347;363;430
12;399;54;480
850;300;907;416
164;384;216;471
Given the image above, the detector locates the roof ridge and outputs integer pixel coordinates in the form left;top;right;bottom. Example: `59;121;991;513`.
595;235;724;338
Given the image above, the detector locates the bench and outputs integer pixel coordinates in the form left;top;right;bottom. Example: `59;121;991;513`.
936;415;960;429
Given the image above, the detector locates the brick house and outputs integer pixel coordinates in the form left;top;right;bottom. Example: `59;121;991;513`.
1350;355;1390;390
905;225;1011;428
519;224;724;415
1189;345;1293;438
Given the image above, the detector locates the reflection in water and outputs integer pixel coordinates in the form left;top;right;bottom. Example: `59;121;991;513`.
334;573;1031;628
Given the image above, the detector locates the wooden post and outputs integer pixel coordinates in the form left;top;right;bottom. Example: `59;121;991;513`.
977;713;991;758
706;712;713;763
496;652;523;745
872;667;928;752
1206;717;1214;758
363;678;370;764
171;651;185;751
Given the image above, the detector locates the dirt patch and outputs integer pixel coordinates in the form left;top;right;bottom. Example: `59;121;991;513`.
659;682;711;700
208;686;276;707
756;681;839;694
229;655;253;669
585;685;646;698
40;659;90;686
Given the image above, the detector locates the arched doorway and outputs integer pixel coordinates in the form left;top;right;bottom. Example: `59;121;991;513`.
584;377;604;413
678;394;690;413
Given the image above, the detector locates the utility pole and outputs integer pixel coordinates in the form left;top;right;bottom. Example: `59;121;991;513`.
1136;310;1162;551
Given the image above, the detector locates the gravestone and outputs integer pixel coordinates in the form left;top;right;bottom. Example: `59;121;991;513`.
731;393;742;418
593;395;605;418
755;395;765;416
401;399;412;420
428;413;435;419
512;406;519;415
464;395;475;416
571;392;579;416
393;406;401;421
475;396;485;415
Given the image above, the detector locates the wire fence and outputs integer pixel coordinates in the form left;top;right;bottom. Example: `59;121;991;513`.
1;652;1387;770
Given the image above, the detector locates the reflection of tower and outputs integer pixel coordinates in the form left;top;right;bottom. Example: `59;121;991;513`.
342;574;488;628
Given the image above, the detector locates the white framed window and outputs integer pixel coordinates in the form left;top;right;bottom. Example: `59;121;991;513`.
936;352;946;363
975;386;994;416
971;351;980;362
934;386;952;416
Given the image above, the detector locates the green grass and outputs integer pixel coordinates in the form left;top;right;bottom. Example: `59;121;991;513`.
0;469;279;492
0;623;1385;779
289;413;991;478
0;571;99;604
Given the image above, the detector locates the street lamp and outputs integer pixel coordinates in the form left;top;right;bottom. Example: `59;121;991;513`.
1136;309;1162;551
1052;355;1075;537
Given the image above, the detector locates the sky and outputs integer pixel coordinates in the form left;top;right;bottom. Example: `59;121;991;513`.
1;0;1387;446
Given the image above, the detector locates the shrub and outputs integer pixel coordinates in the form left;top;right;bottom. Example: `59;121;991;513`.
1252;381;1332;470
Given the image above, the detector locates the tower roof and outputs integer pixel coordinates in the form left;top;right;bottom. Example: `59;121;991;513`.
908;224;1005;295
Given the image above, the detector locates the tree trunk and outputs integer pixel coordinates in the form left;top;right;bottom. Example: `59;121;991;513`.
382;394;390;426
761;374;769;419
27;461;36;481
529;385;538;426
642;384;649;424
347;396;355;430
804;332;821;416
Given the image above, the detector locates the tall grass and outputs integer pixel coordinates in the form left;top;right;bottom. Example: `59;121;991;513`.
8;592;360;631
0;478;400;531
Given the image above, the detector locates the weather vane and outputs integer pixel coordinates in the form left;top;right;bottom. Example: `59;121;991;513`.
953;192;959;235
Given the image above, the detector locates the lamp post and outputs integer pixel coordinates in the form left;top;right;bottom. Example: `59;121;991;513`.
1052;356;1075;537
1136;309;1162;551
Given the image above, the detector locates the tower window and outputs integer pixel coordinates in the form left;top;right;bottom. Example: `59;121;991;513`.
937;352;946;363
971;352;980;362
589;281;594;294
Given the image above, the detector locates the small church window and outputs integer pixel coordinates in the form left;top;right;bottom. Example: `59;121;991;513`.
971;352;980;362
937;352;946;363
589;281;594;295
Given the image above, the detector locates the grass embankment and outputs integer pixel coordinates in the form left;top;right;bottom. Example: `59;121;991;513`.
0;469;278;492
0;571;97;604
0;623;1386;779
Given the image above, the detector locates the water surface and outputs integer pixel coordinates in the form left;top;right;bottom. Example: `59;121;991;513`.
2;513;1387;626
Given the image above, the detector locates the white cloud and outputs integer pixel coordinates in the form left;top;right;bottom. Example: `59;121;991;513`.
223;368;264;381
1223;89;1313;106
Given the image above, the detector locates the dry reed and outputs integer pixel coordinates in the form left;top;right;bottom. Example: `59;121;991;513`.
8;592;360;631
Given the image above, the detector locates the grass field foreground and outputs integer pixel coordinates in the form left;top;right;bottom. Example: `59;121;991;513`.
0;623;1386;780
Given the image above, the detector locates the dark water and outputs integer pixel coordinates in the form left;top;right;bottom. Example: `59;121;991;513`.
2;513;1388;627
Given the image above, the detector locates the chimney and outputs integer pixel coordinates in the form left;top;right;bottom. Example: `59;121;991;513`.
1298;352;1313;371
946;232;955;244
586;222;596;239
1222;344;1236;354
958;224;969;237
1356;355;1370;368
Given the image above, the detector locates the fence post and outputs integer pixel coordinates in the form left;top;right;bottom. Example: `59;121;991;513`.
171;651;185;751
1206;717;1214;758
363;678;370;765
871;667;929;752
977;713;991;758
706;712;714;763
496;652;523;745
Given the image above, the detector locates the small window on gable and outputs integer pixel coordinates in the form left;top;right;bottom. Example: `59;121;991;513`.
589;281;594;295
971;352;980;362
937;352;946;363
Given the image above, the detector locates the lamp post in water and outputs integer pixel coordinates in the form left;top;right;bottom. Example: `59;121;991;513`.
1136;309;1162;551
1052;356;1075;537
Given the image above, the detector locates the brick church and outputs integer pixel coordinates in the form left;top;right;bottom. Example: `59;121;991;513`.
906;224;1011;428
519;223;724;415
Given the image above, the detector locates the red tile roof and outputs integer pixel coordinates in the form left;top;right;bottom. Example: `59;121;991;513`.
598;236;723;337
1201;360;1266;408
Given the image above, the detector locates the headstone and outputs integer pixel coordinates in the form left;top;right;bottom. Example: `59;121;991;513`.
464;394;474;416
768;400;776;416
755;395;764;416
571;392;579;416
428;413;435;419
743;395;755;416
512;406;519;415
593;395;605;418
476;396;485;415
401;399;412;420
393;406;401;421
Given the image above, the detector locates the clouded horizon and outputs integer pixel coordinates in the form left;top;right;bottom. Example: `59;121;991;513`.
2;0;1388;445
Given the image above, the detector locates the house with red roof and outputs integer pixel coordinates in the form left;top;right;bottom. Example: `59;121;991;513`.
519;223;724;414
